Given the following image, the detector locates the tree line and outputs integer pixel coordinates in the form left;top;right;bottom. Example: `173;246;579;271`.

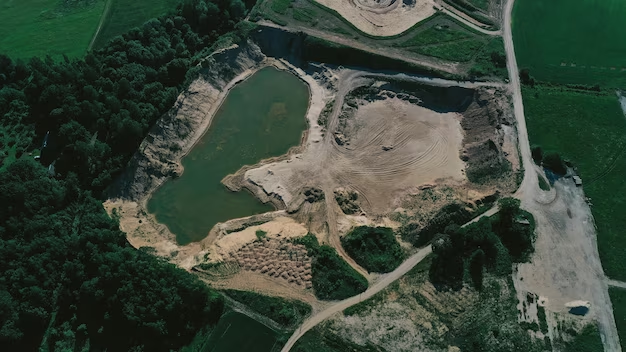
0;0;252;350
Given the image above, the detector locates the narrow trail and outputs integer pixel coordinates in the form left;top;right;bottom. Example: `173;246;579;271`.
88;0;112;51
608;280;626;290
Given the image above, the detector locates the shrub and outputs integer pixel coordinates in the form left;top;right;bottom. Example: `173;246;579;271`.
293;234;368;300
531;145;543;164
543;152;567;175
255;229;267;241
341;226;404;273
469;249;485;290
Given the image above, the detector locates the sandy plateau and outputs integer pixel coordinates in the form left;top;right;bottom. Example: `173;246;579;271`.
246;97;465;215
313;0;437;36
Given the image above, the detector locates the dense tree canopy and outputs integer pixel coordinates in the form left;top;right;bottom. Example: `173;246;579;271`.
341;226;404;273
429;198;535;290
0;0;252;350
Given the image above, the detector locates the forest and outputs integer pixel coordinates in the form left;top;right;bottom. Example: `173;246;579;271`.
429;198;536;290
341;226;404;273
0;0;252;350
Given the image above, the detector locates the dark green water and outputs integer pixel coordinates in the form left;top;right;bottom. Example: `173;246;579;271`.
147;67;309;245
202;311;280;352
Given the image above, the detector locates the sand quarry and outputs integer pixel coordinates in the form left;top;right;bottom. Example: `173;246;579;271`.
246;95;465;216
106;42;518;302
313;0;437;36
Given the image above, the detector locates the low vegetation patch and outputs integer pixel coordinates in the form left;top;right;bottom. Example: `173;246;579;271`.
294;234;368;300
537;173;550;191
341;226;404;273
223;289;311;328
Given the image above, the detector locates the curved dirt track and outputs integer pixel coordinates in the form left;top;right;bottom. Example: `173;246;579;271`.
609;280;626;290
280;245;433;352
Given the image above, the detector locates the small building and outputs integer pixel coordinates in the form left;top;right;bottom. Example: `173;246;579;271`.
573;175;583;186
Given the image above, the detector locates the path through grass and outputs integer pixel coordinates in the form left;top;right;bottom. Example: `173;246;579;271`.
0;0;105;59
91;0;181;48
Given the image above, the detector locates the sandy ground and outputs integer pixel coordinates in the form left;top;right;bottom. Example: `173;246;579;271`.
210;216;309;261
246;77;466;218
314;0;437;37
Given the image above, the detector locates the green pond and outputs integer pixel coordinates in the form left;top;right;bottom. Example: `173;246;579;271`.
202;311;281;352
147;67;309;245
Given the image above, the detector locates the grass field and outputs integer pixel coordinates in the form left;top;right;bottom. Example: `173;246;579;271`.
610;288;626;351
92;0;181;48
512;0;626;88
521;86;626;281
0;0;105;59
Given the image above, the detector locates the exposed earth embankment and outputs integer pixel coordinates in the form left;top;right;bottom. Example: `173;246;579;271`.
109;42;266;201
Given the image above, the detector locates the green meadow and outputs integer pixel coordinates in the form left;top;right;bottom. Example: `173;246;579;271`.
513;0;626;87
0;0;105;59
91;0;181;48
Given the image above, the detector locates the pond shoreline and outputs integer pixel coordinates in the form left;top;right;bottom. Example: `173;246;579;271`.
104;40;327;269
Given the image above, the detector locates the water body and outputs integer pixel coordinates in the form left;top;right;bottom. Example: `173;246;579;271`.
147;67;309;245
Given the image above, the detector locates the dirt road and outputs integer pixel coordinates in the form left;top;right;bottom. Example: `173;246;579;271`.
503;0;621;350
609;280;626;290
280;245;433;352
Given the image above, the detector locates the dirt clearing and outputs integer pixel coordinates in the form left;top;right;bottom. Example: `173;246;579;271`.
246;92;465;217
313;0;437;36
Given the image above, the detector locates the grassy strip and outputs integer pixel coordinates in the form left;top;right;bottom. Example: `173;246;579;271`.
0;0;106;59
341;226;405;273
222;289;311;328
294;234;368;300
537;173;550;191
522;86;626;280
610;287;626;351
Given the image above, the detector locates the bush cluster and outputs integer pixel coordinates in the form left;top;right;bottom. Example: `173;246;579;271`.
294;234;368;300
429;198;536;290
341;226;404;273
